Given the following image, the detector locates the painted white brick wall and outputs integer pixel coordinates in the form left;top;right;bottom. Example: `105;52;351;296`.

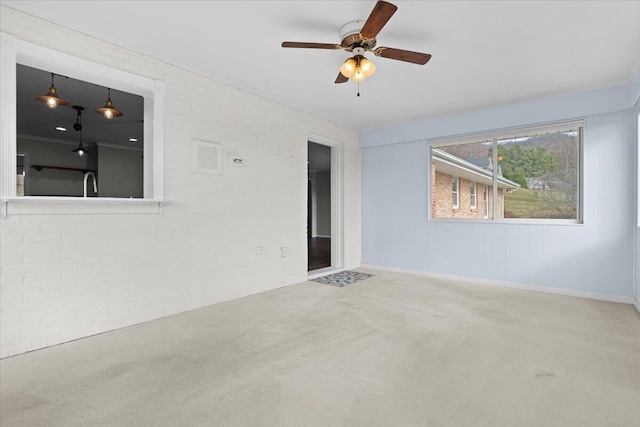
0;6;361;358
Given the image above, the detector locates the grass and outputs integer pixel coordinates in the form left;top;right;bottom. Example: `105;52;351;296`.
504;188;575;219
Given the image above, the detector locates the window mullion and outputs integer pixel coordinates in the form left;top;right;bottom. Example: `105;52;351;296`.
492;137;498;220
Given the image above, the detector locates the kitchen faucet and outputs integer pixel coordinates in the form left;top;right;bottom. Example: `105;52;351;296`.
83;172;97;197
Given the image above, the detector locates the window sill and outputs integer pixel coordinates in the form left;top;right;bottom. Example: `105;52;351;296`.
429;217;583;226
1;197;169;218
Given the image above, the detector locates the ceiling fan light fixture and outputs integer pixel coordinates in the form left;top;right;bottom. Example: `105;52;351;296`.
95;88;123;119
342;55;375;82
35;73;69;109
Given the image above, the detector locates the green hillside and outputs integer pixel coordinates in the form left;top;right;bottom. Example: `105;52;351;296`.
504;189;575;219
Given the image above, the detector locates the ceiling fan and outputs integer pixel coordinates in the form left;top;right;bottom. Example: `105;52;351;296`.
281;0;431;86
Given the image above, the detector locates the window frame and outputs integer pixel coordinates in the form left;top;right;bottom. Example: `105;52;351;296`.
0;32;165;207
428;119;584;224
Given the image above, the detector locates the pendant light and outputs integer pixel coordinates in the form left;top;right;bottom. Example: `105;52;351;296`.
71;106;90;156
35;73;69;109
95;88;123;119
72;142;90;157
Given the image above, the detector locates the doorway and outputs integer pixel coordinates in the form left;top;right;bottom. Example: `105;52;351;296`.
308;141;332;272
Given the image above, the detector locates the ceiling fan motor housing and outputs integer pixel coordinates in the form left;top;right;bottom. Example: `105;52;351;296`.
339;21;377;49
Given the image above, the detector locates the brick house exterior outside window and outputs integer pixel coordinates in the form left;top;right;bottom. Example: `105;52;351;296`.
431;149;519;219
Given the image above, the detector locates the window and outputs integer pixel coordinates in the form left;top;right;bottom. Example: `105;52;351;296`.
452;177;459;209
430;120;583;222
470;182;477;209
0;33;165;203
16;65;145;198
483;185;489;218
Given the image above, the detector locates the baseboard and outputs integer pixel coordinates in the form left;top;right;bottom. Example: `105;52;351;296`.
634;297;640;314
360;264;635;305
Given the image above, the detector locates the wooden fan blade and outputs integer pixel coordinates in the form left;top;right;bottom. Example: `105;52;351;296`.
360;1;398;39
335;72;349;84
374;47;432;65
282;42;342;50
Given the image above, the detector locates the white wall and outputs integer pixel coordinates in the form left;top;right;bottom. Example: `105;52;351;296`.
0;6;361;358
361;84;637;299
633;227;640;312
632;70;640;107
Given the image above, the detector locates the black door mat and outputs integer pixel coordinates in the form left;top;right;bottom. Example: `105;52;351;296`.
311;271;374;287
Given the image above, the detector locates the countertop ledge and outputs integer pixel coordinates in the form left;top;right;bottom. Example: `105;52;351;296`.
1;198;169;218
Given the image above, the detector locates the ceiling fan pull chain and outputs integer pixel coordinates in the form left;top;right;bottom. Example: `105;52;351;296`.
357;80;360;97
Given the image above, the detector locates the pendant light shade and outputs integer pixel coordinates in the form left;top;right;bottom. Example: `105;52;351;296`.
95;88;123;119
72;142;90;156
359;57;376;78
352;69;366;82
340;57;358;79
35;73;69;109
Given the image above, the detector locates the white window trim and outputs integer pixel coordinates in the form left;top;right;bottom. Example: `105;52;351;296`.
429;119;585;148
0;33;165;215
470;182;477;209
452;176;459;209
636;105;640;227
428;119;584;224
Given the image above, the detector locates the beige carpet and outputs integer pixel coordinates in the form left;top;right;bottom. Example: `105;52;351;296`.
2;268;639;426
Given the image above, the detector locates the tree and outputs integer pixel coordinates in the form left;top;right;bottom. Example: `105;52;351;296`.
489;144;556;180
510;167;527;188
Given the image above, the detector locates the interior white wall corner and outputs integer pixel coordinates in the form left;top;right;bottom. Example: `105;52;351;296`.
632;69;640;107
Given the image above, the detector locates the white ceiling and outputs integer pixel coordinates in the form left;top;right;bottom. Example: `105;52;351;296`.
4;1;640;131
